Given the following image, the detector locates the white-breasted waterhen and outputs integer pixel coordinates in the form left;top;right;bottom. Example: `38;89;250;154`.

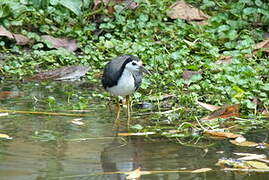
102;55;149;126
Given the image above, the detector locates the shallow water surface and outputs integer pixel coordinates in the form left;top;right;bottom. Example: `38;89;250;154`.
0;81;268;180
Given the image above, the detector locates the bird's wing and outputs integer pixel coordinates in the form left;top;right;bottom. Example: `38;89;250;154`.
102;56;130;88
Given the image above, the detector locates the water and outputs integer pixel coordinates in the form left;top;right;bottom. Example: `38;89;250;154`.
0;81;268;180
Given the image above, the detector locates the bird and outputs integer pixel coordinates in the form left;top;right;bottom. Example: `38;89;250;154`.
102;55;148;126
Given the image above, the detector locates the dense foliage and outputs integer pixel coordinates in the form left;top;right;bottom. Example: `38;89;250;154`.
0;0;269;125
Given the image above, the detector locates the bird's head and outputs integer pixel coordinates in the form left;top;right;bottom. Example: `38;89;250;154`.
124;56;150;74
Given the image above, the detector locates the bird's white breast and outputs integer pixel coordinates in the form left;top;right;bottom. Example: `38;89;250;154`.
107;69;135;96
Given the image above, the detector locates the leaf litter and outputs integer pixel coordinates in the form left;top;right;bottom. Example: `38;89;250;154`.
167;0;209;23
0;26;78;51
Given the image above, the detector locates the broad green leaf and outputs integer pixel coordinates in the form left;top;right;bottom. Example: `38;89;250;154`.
58;0;82;15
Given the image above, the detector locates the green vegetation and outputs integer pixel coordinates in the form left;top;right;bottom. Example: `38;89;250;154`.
1;0;269;134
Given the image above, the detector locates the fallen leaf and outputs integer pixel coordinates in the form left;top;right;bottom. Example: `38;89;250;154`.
201;104;240;120
13;33;33;45
125;0;139;9
253;39;269;53
0;26;13;39
197;101;220;111
182;70;202;81
234;153;267;161
191;168;212;173
41;35;78;51
0;91;20;100
0;133;12;139
246;161;269;169
125;167;151;179
205;131;242;139
230;140;258;147
167;0;210;21
215;55;233;65
0;26;32;45
0;113;9;117
126;167;141;179
26;65;90;81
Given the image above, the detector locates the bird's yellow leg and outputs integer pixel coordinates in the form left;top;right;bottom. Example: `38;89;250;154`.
114;98;121;126
126;95;131;127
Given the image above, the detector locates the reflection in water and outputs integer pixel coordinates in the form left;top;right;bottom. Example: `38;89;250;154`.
101;137;140;180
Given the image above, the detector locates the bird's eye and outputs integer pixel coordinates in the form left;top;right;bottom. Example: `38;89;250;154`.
132;62;136;66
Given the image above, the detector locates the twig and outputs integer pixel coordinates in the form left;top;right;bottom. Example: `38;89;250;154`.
158;107;182;115
0;109;89;117
195;117;207;131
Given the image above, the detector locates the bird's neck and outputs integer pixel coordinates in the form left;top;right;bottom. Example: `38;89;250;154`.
122;69;134;78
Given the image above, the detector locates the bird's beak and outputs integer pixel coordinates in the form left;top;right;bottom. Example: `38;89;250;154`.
140;66;151;75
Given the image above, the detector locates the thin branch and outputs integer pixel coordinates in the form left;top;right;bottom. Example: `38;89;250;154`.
0;109;89;117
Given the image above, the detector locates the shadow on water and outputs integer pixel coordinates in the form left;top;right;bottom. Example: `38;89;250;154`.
0;81;269;180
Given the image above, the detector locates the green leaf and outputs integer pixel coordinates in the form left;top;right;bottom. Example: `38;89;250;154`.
243;7;256;15
58;0;82;15
131;124;143;130
262;83;269;91
227;30;238;40
189;74;202;83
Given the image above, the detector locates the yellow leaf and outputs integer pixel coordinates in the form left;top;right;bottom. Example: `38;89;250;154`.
230;140;258;147
205;131;241;139
246;161;269;169
0;133;12;139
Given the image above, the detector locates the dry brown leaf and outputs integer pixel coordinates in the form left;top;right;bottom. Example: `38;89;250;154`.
13;33;33;45
0;26;33;45
0;26;13;39
191;168;212;173
197;101;220;111
41;35;78;51
118;132;156;136
230;140;259;147
182;70;202;81
201;104;240;120
0;91;20;100
167;0;210;21
215;55;233;65
125;0;139;9
205;131;242;139
254;39;269;53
